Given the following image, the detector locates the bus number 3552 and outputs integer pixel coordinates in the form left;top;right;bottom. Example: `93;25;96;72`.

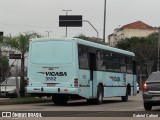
46;77;56;81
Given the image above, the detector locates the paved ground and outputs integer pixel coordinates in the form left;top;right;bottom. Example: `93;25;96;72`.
0;92;159;119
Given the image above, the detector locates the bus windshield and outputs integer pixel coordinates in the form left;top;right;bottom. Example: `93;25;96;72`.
30;41;73;65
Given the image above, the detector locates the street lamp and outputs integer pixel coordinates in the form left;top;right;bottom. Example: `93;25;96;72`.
45;31;52;37
103;0;106;43
62;9;72;37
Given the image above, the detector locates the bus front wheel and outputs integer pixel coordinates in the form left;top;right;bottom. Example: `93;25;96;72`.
52;95;68;105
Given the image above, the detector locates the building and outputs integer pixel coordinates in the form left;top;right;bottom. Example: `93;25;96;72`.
108;21;158;46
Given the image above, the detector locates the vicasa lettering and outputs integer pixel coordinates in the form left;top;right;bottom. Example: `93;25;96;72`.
110;76;120;82
37;71;67;82
45;72;67;76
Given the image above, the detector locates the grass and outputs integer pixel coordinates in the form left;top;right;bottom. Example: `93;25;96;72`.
0;97;52;104
9;97;51;101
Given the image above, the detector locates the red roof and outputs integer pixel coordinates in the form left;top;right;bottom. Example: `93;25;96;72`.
121;21;157;30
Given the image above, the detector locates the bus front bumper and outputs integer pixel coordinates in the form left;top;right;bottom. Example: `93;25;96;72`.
26;86;78;95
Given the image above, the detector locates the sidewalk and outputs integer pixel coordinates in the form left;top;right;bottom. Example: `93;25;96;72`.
0;97;52;105
0;98;10;101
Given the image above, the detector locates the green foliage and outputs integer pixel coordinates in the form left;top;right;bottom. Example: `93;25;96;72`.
2;56;9;67
116;33;158;76
0;36;3;45
5;32;42;54
1;56;9;78
24;31;43;39
75;34;88;40
7;34;30;53
2;57;9;72
74;34;108;46
4;32;42;97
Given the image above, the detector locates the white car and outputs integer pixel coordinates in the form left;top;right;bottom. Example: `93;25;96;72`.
137;83;139;93
0;77;20;97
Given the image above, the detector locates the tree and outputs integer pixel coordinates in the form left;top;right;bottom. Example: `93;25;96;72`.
116;33;158;78
0;34;9;82
1;56;9;79
5;32;42;97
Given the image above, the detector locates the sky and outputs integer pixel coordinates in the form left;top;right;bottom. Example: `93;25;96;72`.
0;0;160;40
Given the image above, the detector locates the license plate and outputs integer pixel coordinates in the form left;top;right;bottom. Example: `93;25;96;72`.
152;96;160;100
47;83;55;87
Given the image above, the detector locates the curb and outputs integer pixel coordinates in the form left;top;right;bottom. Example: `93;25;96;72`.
0;99;52;105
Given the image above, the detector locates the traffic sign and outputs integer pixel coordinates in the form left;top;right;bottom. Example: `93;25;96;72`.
0;32;3;36
9;54;21;59
59;15;82;27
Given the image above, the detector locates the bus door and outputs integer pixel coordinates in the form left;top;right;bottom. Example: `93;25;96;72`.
89;53;96;98
78;46;93;99
78;53;96;99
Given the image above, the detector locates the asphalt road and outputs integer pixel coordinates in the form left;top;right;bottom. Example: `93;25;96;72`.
0;92;160;119
0;92;160;111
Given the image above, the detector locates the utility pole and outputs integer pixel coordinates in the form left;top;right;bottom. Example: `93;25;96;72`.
157;28;160;71
103;0;106;43
62;9;72;37
0;32;3;83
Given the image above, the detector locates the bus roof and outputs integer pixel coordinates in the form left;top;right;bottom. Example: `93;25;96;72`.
31;37;135;57
75;38;135;57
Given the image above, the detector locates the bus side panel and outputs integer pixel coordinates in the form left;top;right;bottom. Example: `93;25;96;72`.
110;73;134;96
94;72;135;97
78;69;91;98
126;74;134;96
111;73;126;97
94;71;113;97
133;75;137;95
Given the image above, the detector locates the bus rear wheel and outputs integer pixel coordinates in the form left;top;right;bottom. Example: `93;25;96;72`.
95;85;103;104
121;88;128;102
52;95;68;105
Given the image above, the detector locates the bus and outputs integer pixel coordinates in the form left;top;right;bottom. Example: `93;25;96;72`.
26;37;137;105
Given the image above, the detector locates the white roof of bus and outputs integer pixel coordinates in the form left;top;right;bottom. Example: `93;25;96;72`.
31;37;135;57
75;38;135;56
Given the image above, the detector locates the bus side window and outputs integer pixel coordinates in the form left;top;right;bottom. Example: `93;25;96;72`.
119;56;126;73
126;57;133;73
97;51;101;59
78;45;89;69
83;47;88;57
133;60;137;75
96;50;113;71
78;47;83;57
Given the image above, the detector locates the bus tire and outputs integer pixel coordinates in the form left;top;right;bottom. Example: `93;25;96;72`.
96;85;103;104
52;95;68;105
87;99;95;104
121;88;128;102
144;102;152;111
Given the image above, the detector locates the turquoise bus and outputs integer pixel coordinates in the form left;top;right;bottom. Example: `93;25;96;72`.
26;38;137;105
